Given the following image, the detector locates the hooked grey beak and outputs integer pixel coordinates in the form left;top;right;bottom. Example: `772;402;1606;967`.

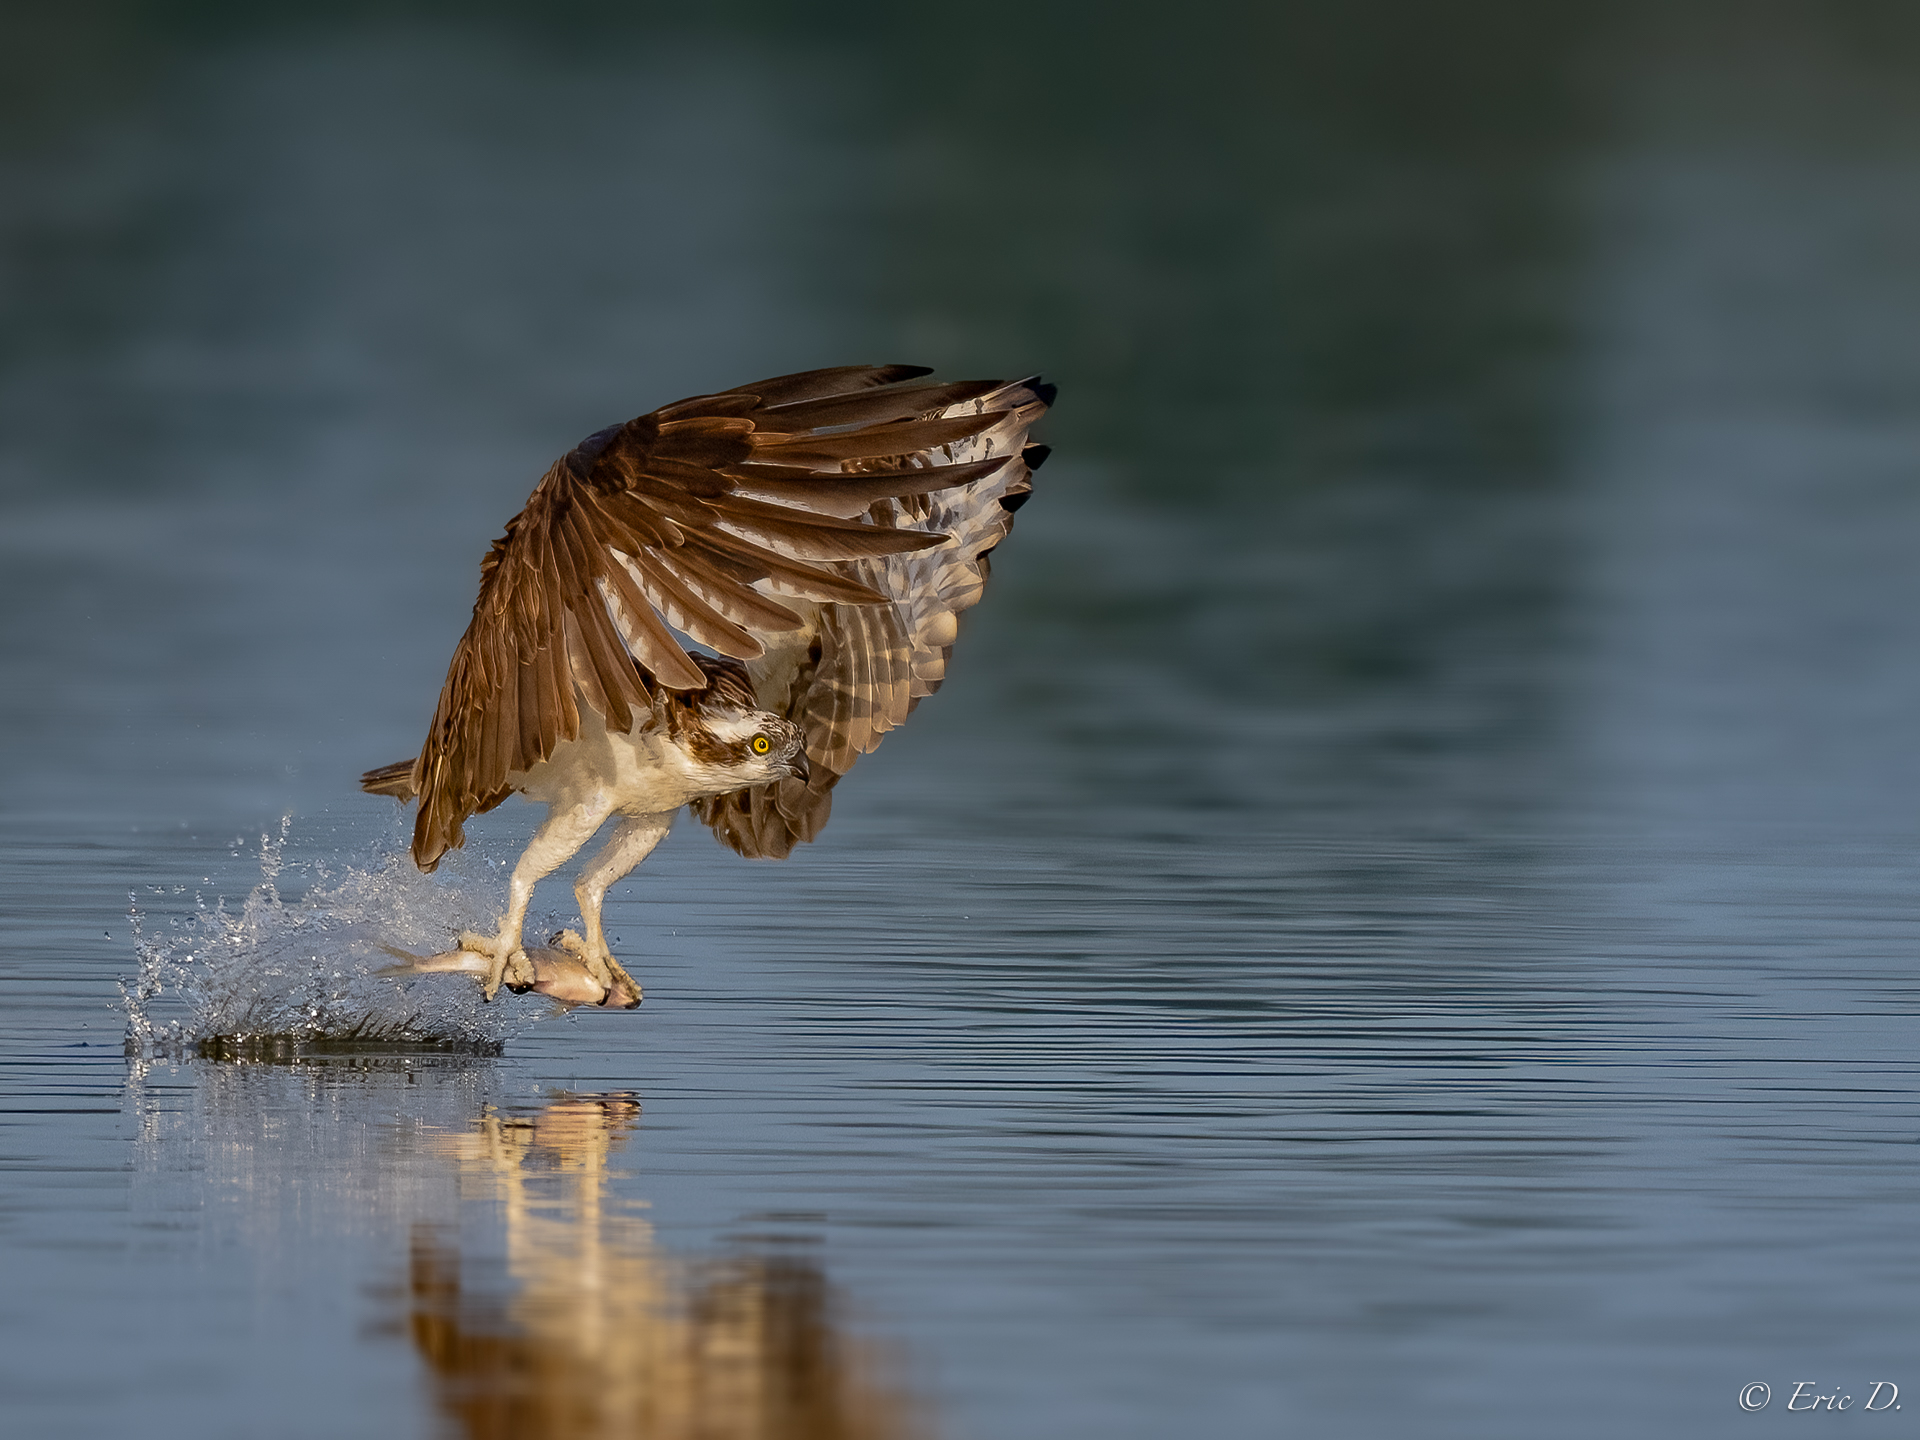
787;749;811;783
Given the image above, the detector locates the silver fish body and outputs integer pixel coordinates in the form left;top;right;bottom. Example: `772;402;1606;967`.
377;945;641;1009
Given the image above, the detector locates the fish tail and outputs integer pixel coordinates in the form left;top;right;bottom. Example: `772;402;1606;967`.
374;943;430;976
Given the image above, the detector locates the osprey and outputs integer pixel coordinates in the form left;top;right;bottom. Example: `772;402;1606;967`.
362;364;1051;1003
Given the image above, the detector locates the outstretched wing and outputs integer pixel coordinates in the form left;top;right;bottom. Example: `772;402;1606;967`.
397;365;1036;870
691;377;1053;859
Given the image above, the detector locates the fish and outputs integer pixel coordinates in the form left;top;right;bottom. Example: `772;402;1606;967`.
376;941;641;1009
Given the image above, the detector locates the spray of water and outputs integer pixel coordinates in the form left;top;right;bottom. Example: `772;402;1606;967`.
123;819;561;1056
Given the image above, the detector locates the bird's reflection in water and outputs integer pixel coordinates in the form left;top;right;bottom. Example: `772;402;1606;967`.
406;1094;928;1440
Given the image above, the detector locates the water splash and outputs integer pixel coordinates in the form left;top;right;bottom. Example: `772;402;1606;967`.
123;820;560;1057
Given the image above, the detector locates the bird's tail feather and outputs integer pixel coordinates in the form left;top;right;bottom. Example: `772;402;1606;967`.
360;758;420;799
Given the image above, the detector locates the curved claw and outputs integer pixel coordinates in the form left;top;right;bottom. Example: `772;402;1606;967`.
459;930;537;1002
550;929;641;1008
503;948;537;993
600;956;643;1009
550;929;594;963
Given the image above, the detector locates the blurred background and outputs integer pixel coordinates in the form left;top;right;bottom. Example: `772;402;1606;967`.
3;2;1920;1437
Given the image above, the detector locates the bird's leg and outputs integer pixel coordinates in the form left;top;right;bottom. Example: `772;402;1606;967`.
462;793;616;1001
572;810;675;1001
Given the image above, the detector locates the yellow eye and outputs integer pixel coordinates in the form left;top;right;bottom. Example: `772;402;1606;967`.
751;735;770;755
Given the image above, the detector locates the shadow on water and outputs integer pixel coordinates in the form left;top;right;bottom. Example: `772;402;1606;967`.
129;1059;927;1439
399;1093;926;1440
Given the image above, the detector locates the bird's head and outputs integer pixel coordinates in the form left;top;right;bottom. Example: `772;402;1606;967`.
659;653;810;795
678;706;810;790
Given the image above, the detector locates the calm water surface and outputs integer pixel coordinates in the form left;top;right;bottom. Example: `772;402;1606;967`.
4;7;1920;1437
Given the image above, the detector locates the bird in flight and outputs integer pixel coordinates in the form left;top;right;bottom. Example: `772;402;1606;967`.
363;364;1052;1003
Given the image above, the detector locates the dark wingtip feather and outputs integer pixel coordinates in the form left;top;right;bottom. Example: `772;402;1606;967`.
999;489;1033;513
1031;380;1058;407
1022;443;1051;471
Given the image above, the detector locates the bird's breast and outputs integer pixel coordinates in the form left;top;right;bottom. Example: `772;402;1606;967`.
517;709;714;816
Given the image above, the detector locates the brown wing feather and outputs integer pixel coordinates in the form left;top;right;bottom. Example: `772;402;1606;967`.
389;366;1049;871
693;377;1052;859
720;364;932;406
